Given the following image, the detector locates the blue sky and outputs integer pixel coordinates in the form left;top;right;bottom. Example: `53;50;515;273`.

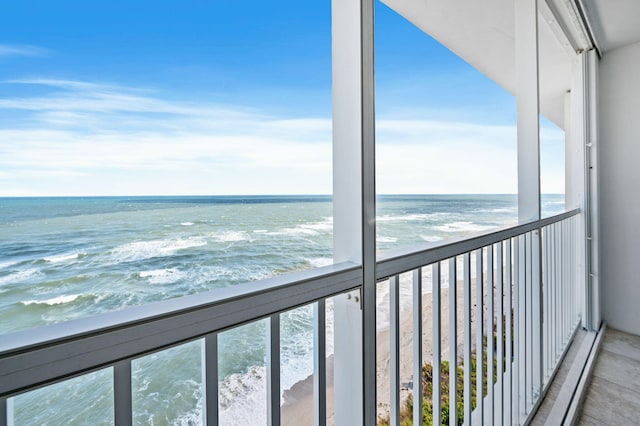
0;1;564;196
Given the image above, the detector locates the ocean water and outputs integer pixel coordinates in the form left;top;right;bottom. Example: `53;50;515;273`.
0;194;564;425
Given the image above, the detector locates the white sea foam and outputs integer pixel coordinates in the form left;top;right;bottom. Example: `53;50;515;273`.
253;229;267;234
218;366;268;425
111;238;207;262
22;294;80;306
180;222;194;226
173;389;204;426
421;235;443;242
434;221;494;233
210;231;250;243
478;207;516;214
377;236;398;243
0;268;42;285
268;218;333;237
307;257;333;268
139;268;185;285
377;213;438;222
44;253;82;263
0;260;19;270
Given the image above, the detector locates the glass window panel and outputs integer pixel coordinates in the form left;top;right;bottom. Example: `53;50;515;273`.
374;1;518;256
0;0;333;335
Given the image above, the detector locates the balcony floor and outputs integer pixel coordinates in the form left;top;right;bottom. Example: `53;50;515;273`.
578;328;640;425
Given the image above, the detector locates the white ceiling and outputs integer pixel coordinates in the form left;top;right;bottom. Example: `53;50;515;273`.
582;0;640;52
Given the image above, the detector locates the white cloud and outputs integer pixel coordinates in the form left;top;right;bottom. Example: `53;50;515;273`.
0;78;565;196
0;44;50;58
0;79;334;195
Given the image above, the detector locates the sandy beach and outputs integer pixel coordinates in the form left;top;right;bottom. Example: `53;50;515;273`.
281;275;483;425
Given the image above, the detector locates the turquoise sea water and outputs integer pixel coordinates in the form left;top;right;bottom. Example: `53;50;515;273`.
0;194;564;425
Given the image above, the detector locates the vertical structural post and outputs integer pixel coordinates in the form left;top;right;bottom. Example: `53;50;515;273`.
114;360;133;426
515;0;541;224
331;0;375;423
515;0;542;417
566;66;587;331
584;49;600;331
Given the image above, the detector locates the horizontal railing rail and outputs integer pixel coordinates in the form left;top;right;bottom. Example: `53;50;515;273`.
1;209;582;426
0;262;361;397
377;208;580;280
377;208;581;425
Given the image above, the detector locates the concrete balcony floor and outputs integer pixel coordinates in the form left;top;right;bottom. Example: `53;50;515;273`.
578;328;640;425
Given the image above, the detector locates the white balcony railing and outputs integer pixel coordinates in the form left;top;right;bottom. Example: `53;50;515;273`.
0;209;581;425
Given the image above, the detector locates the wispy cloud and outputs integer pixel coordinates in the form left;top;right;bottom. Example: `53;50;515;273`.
0;44;50;58
0;79;333;195
0;78;562;196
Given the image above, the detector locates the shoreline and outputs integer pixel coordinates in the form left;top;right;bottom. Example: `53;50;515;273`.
281;279;475;425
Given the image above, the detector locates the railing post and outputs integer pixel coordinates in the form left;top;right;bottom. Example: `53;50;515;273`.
205;333;219;426
532;229;542;401
0;396;7;426
267;314;281;426
475;248;485;423
313;300;327;426
114;360;132;426
515;0;541;420
447;259;457;426
463;253;472;423
432;263;442;426
390;275;401;426
413;269;423;426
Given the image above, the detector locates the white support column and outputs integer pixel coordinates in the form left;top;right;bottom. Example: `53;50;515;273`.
515;0;542;414
516;0;541;223
584;49;600;331
332;0;375;424
567;53;588;330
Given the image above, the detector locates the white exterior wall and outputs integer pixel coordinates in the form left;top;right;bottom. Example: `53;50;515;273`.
599;40;640;335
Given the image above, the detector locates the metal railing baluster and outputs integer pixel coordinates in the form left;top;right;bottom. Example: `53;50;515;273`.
205;333;219;426
313;300;326;426
475;248;484;424
463;253;472;424
390;275;400;426
267;314;280;426
0;396;7;426
533;230;542;402
487;245;495;425
114;360;132;426
505;239;513;425
525;232;533;409
413;269;423;426
496;242;504;425
448;258;458;426
433;262;442;426
516;235;525;423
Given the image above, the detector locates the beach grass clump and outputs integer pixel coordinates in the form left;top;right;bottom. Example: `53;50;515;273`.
378;350;497;426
